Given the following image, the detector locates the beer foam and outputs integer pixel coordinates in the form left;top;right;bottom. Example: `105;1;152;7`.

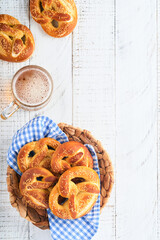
14;69;51;106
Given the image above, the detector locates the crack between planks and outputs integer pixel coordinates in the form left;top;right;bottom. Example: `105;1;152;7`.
114;0;117;239
157;0;159;239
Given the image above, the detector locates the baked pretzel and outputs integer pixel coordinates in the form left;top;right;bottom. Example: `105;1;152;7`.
17;137;61;173
30;0;77;38
0;14;35;62
20;167;58;209
51;141;93;174
49;166;100;219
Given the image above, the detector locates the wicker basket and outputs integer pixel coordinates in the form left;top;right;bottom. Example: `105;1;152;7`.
7;123;114;230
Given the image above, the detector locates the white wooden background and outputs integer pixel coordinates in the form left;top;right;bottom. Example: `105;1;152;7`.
0;0;159;239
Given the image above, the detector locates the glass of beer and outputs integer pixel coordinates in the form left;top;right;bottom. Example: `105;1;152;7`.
1;65;53;120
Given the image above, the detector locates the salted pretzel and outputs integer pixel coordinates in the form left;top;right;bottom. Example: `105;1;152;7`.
30;0;77;37
49;166;100;219
51;141;93;174
17;137;61;173
20;167;58;209
0;14;35;62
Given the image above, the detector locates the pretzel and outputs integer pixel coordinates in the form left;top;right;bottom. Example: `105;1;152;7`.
30;0;77;38
49;166;100;219
51;141;93;174
20;167;58;209
0;14;35;62
17;138;61;173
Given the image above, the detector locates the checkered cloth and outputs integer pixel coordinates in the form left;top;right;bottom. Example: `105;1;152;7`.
7;116;100;240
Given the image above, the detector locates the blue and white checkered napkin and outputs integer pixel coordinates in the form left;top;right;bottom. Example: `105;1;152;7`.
7;116;100;240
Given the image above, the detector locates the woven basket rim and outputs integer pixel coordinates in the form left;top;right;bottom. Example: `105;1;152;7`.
7;122;114;230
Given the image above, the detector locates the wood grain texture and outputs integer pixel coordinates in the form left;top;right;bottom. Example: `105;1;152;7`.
116;0;157;240
72;1;116;239
0;1;31;240
158;0;160;239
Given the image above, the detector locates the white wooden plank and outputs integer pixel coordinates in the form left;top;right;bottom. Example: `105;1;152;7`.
28;17;73;125
158;0;160;238
0;1;31;239
73;0;116;239
28;4;73;240
116;1;157;239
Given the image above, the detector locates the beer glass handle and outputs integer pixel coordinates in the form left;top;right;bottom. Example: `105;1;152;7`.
1;101;20;120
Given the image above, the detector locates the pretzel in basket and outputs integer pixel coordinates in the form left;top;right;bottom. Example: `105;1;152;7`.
0;14;35;62
49;166;100;219
51;141;93;174
19;167;58;209
17;137;61;173
30;0;77;38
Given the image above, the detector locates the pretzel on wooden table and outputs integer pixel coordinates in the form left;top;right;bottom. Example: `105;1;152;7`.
51;141;93;174
0;14;35;62
19;167;58;209
30;0;77;37
49;166;100;219
17;137;61;173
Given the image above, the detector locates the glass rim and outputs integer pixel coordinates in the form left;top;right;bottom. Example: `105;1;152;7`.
11;65;53;108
